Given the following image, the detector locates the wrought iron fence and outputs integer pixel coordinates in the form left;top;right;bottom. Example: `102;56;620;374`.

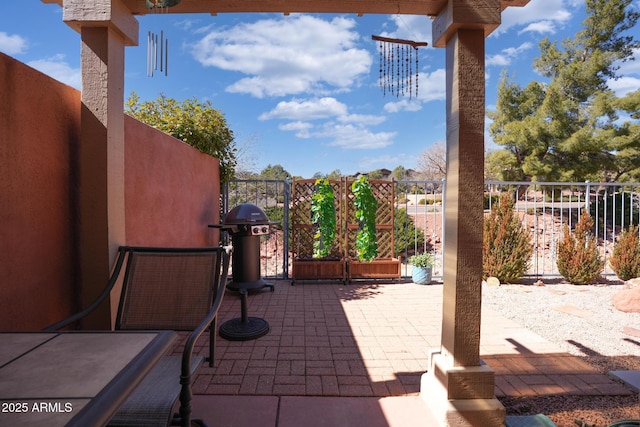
222;179;640;281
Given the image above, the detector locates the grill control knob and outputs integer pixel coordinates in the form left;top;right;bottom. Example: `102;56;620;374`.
261;226;268;233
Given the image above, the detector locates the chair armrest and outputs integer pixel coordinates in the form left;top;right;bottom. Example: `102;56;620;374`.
43;247;129;331
177;246;231;427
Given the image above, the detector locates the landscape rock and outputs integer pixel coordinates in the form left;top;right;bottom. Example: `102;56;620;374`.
485;276;500;287
612;285;640;313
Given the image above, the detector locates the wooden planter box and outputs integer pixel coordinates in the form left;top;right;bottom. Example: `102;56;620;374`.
347;258;402;282
291;258;346;285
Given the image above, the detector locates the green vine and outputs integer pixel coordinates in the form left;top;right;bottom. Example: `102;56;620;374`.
311;178;337;258
351;176;378;262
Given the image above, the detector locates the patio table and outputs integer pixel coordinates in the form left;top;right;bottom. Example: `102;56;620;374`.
0;330;177;426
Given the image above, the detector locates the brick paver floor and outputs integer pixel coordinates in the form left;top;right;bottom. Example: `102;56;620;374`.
180;280;633;399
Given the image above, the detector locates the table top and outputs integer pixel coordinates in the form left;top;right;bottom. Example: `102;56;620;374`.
0;330;177;427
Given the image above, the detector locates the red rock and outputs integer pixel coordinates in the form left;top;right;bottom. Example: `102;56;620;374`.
612;287;640;313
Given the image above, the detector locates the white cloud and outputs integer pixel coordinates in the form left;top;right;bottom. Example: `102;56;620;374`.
0;32;27;55
278;121;314;138
520;21;558;35
607;48;640;96
190;15;371;98
259;97;348;121
27;55;81;89
495;0;575;36
384;99;422;113
265;97;391;148
279;121;313;132
418;68;446;103
486;42;533;67
279;121;396;150
379;15;432;46
617;48;640;76
608;77;640;97
322;124;396;149
337;114;386;125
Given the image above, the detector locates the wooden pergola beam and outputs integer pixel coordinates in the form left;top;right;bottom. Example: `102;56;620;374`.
43;0;528;17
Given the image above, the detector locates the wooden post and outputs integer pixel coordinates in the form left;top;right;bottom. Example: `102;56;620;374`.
421;1;506;425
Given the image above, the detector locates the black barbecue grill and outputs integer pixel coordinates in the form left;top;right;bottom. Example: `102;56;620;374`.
219;203;276;292
209;204;275;340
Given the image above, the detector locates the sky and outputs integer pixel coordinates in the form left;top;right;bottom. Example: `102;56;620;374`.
2;1;639;178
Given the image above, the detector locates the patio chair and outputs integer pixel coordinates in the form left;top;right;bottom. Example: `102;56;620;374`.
45;245;231;427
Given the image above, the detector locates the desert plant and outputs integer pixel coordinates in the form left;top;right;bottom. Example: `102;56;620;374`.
351;176;378;262
311;178;337;258
556;210;603;285
610;225;640;281
483;193;533;283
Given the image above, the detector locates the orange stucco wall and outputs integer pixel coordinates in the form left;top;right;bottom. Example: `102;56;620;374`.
0;53;80;331
0;53;221;330
124;115;220;246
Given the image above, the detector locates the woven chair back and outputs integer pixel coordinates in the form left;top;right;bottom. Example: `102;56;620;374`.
116;248;223;331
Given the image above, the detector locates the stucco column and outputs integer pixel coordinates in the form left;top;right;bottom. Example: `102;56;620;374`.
420;2;504;426
63;0;138;329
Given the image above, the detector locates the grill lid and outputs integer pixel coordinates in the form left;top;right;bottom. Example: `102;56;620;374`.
223;203;270;225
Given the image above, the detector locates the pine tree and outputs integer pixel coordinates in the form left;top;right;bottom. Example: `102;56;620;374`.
487;0;640;182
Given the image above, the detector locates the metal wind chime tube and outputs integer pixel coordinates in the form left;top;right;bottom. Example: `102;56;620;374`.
147;29;169;77
146;0;179;77
372;35;427;99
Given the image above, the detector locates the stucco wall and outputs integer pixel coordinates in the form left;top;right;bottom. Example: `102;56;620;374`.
0;53;221;330
0;53;80;331
124;115;220;246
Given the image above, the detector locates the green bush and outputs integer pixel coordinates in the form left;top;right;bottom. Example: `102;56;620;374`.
483;194;533;283
590;192;640;229
394;208;426;257
556;211;603;285
610;225;640;281
483;194;501;210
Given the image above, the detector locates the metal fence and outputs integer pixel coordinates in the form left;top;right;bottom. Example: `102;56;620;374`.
222;179;640;281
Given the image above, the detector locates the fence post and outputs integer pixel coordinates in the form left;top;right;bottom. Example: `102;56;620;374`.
283;179;291;279
585;180;591;213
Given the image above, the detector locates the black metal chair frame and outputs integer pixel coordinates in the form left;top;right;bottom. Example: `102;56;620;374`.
45;245;231;427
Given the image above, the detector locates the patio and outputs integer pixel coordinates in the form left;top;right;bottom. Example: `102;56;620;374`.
176;280;634;426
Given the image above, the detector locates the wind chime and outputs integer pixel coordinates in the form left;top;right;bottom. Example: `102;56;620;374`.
146;0;182;77
372;35;428;99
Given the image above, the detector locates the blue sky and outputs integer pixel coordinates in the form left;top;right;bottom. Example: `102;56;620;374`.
2;1;639;178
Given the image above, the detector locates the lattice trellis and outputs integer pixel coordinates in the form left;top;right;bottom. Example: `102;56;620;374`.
291;179;344;260
344;178;396;260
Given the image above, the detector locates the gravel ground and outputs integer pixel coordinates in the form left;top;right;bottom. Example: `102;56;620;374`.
482;280;640;358
482;278;640;427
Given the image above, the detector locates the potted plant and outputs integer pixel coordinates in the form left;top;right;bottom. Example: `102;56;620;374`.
409;253;434;285
290;178;346;284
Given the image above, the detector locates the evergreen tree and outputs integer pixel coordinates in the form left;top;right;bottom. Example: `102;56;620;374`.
488;0;639;183
556;211;603;284
482;194;533;283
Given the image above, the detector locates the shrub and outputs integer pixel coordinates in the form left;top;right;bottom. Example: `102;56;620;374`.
556;211;603;285
394;208;426;257
610;225;640;281
483;194;533;283
483;194;500;210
